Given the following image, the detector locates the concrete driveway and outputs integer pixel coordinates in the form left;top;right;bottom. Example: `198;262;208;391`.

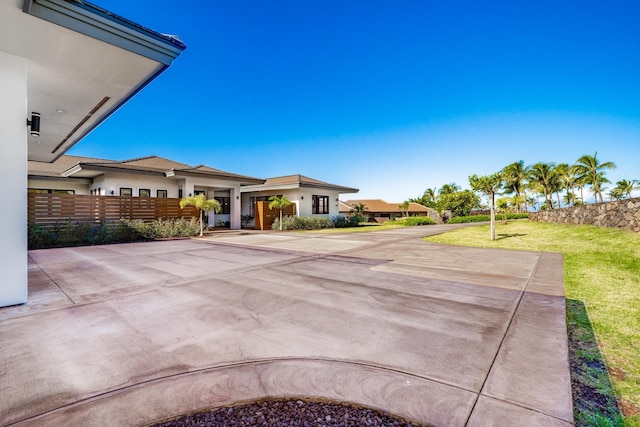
1;225;572;426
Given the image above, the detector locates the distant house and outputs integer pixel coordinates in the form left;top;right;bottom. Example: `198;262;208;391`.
342;199;442;224
28;155;359;229
29;155;264;229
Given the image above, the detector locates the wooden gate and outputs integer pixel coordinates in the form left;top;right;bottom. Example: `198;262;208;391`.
254;201;296;230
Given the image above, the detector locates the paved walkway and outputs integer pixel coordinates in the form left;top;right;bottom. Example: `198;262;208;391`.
1;225;572;426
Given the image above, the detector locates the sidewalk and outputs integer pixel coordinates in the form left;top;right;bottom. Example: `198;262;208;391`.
1;225;572;426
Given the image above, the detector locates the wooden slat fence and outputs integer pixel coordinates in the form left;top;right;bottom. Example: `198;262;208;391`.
254;201;296;230
28;194;199;228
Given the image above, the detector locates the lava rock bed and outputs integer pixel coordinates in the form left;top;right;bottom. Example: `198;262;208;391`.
150;398;424;427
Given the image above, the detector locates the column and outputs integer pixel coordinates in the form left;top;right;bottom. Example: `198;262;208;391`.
230;187;241;229
0;51;28;307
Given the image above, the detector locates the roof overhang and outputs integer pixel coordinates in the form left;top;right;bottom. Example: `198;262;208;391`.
61;163;166;178
165;169;266;186
1;0;185;162
240;183;359;194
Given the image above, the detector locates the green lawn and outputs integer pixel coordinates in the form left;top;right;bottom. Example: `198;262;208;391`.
425;220;639;426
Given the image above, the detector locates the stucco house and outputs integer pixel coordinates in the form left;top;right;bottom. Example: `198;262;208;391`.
1;0;185;307
240;175;359;227
29;155;265;229
342;199;442;223
28;155;359;229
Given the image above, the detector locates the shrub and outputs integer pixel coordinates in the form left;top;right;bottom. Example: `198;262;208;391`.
397;216;436;226
332;215;362;228
272;215;334;230
448;213;529;224
28;217;200;249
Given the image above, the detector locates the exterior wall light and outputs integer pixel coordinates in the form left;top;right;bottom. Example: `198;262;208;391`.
27;112;41;136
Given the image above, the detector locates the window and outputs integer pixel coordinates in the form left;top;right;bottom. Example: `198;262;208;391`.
120;188;132;196
194;190;206;196
28;188;74;194
178;189;183;198
312;195;329;214
139;189;151;197
157;190;168;198
215;197;231;214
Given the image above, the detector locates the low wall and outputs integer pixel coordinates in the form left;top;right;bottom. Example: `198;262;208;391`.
529;198;640;233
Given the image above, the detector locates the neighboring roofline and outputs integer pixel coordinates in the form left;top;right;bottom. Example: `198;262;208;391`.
240;182;359;194
28;174;92;184
165;168;265;185
61;163;166;177
241;174;358;194
23;0;186;65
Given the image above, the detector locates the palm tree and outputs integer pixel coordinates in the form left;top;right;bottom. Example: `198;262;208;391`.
502;160;530;212
179;194;222;236
409;187;436;208
399;201;410;217
573;152;616;203
269;195;292;231
563;191;579;206
439;183;460;196
529;162;556;209
350;202;368;221
613;179;637;199
554;163;577;207
510;194;525;213
609;187;625;201
591;171;611;203
496;197;510;222
469;172;503;241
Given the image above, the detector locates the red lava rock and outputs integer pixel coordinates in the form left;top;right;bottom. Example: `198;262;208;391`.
150;398;423;427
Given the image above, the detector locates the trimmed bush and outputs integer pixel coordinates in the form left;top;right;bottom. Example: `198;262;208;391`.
332;215;362;228
28;218;200;249
397;216;436;226
448;213;530;224
272;215;334;230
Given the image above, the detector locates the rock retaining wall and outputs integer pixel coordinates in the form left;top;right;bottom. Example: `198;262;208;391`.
529;198;640;233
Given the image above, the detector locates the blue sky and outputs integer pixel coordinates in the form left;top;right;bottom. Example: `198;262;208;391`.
70;0;640;202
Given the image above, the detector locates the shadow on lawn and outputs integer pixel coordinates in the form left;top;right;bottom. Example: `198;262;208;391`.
495;233;527;240
566;299;626;426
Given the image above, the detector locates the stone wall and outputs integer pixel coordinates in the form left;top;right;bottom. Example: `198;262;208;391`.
529;198;640;233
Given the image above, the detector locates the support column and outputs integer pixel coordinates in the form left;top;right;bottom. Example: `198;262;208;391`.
0;51;28;307
230;187;241;229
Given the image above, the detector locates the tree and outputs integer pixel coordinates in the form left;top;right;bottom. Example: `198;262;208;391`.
434;190;480;217
496;197;510;222
399;201;410;217
269;195;292;231
563;191;579;206
350;203;368;222
469;172;503;241
529;162;557;209
439;183;461;196
502;160;530;212
609;187;625;201
613;179;637;199
410;187;438;208
591;171;611;203
573;152;616;203
179;194;222;236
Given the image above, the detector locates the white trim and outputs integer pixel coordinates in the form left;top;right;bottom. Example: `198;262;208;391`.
25;0;184;65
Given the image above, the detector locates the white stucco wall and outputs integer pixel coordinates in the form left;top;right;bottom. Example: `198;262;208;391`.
28;178;90;194
91;173;180;197
241;188;342;218
0;51;28;307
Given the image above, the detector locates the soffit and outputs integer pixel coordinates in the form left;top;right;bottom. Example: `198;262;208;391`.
0;0;184;163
